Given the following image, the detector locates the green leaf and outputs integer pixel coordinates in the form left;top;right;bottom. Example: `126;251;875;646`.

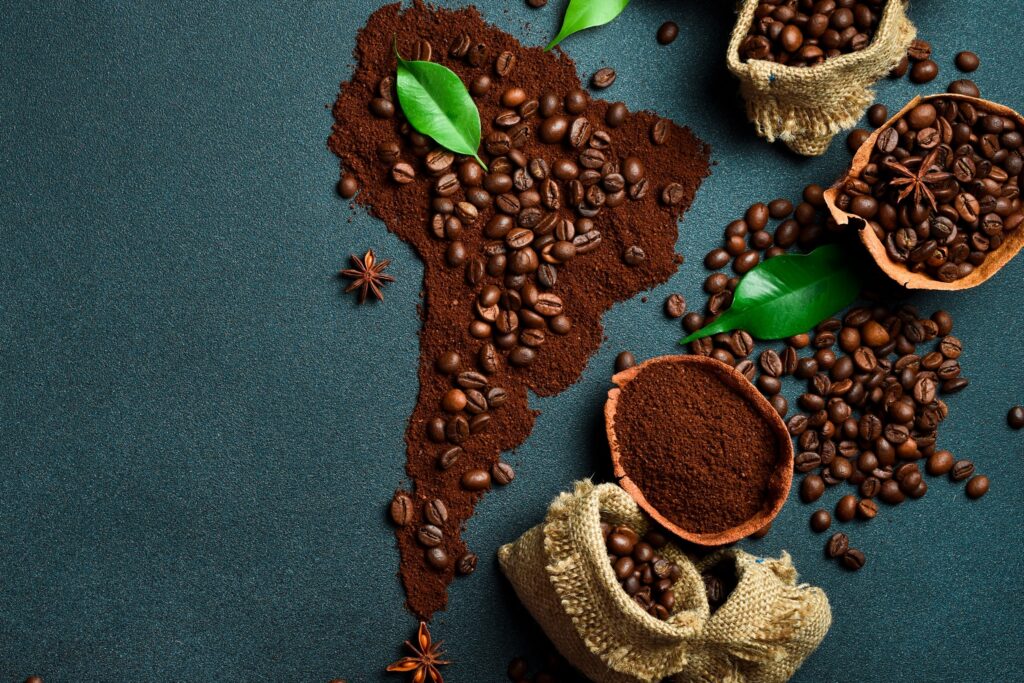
545;0;631;51
395;49;486;169
680;245;862;344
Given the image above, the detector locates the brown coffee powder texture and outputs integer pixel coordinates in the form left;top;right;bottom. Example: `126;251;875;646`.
613;361;787;534
328;1;710;619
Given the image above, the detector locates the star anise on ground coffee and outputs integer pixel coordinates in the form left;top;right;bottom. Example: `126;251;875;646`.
386;621;450;683
339;249;395;303
883;149;952;212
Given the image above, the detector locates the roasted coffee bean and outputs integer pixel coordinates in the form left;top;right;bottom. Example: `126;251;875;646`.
615;351;637;373
826;532;849;558
965;474;990;499
438;446;463;471
427;417;447;443
417;524;444;547
664;293;687;318
623;245;646;266
801;475;825;502
950;459;975;481
759;349;783;377
425;547;449;570
369;97;395;118
953;50;980;72
841;548;866;571
657;21;679;45
591;67;617;89
446;415;470;443
795;451;821;473
867;103;889;128
835;494;857;522
390;492;414;526
810;509;832;533
492;461;515;485
1008;406;1024;430
495;50;516;76
461;468;491;491
508;346;536;367
424;498;449;526
456;552;478;575
857;498;878;519
650;119;670;145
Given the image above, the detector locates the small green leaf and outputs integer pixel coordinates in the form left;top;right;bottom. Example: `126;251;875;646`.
546;0;631;51
395;49;486;169
680;245;862;344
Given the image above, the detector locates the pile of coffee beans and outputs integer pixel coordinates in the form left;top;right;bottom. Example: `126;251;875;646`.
683;172;994;568
740;0;886;66
390;488;501;573
602;521;681;620
683;185;843;423
834;96;1023;282
382;40;678;492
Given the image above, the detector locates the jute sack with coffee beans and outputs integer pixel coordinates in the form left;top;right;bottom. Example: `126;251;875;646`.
726;0;915;156
498;481;831;683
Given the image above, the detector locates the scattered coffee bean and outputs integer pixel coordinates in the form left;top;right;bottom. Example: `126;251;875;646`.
338;174;358;198
461;468;492;491
909;59;938;83
947;79;980;97
810;509;831;533
965;474;989;499
826;532;849;558
623;245;646;266
615;351;637;373
867;103;888;128
657;21;679;45
841;548;866;571
1008;406;1024;430
390;492;414;526
456;551;478;575
951;460;975;482
591;67;616;89
664;293;687;318
492;461;515;485
955;51;980;72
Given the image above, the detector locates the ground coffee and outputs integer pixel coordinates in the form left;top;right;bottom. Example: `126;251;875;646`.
611;360;788;534
328;1;710;618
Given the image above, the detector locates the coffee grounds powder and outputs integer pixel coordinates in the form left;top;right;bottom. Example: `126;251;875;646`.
329;1;710;619
612;361;787;534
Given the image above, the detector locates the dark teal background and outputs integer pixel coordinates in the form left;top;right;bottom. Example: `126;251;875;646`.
2;1;1022;681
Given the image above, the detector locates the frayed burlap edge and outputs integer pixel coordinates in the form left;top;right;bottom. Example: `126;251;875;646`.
727;0;916;156
672;550;833;683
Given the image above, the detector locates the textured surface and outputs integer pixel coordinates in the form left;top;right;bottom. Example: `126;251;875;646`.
1;1;1022;681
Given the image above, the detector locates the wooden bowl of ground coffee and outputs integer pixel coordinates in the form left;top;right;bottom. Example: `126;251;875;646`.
605;355;793;546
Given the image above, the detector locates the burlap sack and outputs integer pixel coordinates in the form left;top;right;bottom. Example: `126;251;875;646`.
726;0;916;156
498;481;831;683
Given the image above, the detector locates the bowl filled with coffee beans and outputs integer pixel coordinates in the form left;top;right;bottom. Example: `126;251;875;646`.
825;94;1024;289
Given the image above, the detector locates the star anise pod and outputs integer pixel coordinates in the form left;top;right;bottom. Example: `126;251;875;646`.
883;149;952;212
386;621;450;683
339;249;395;303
